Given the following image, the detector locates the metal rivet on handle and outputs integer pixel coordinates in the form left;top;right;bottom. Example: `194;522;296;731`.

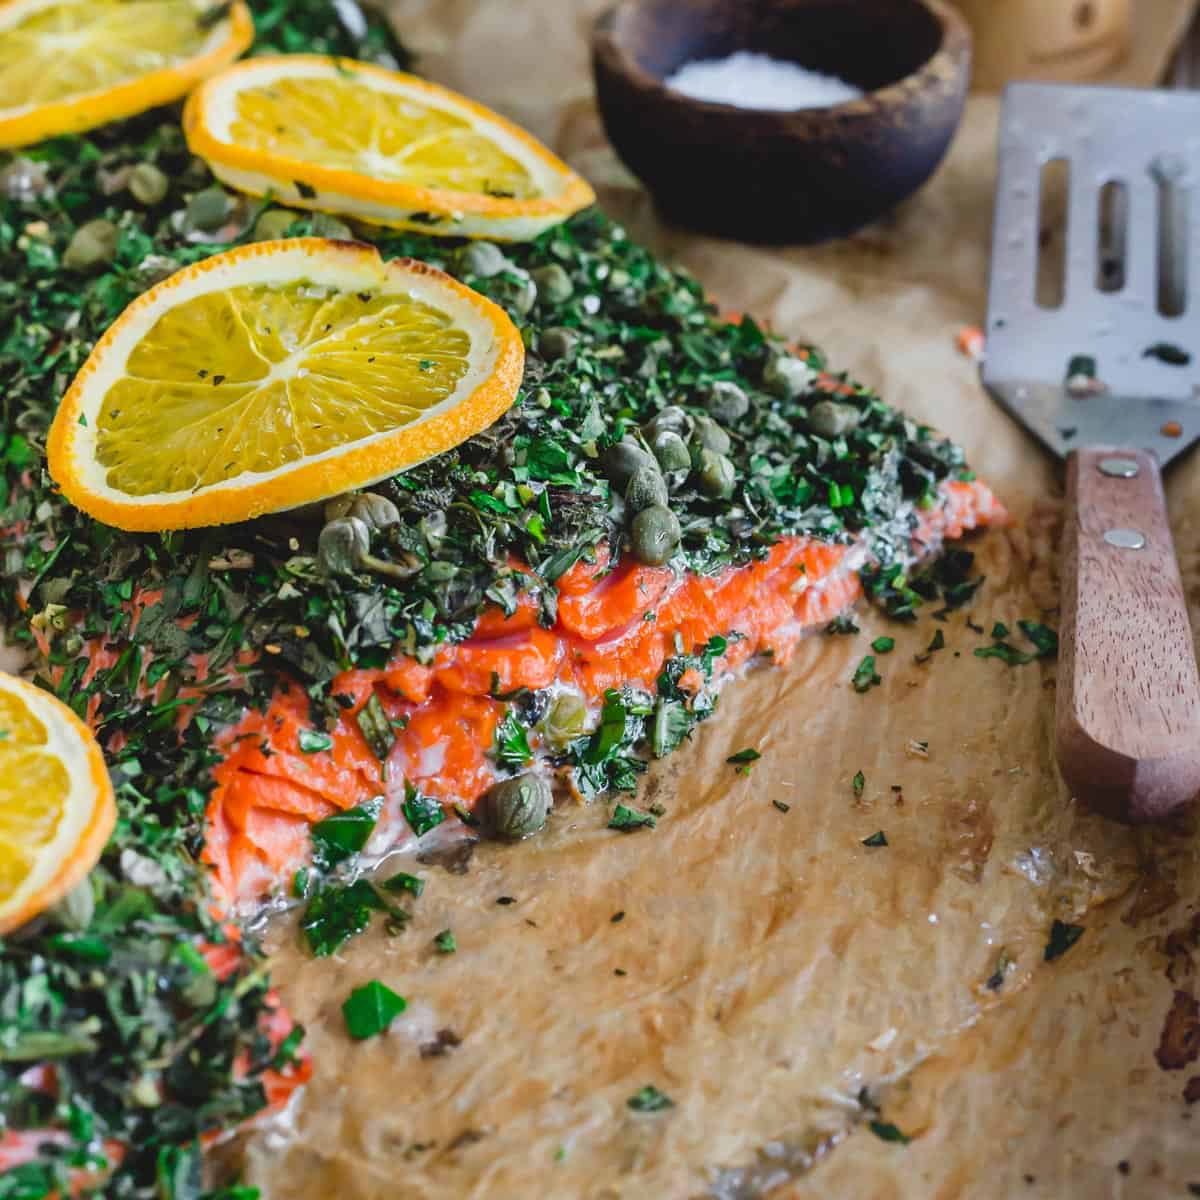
1098;457;1140;479
1104;528;1147;550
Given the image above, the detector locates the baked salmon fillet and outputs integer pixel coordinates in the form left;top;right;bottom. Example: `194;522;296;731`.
0;1;1004;1192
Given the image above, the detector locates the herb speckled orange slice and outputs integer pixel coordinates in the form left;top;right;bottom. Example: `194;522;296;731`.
0;0;252;150
47;238;525;531
0;672;115;933
183;54;595;240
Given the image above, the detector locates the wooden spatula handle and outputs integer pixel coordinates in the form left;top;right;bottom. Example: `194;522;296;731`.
1058;446;1200;822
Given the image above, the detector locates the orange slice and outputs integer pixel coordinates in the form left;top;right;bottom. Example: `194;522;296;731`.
46;238;525;531
183;54;595;240
0;0;252;150
0;672;115;934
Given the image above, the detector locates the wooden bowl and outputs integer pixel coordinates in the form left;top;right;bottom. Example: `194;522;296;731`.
591;0;972;244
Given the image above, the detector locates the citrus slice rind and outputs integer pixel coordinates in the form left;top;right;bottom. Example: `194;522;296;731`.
46;238;525;531
0;0;253;150
0;672;115;934
183;54;596;240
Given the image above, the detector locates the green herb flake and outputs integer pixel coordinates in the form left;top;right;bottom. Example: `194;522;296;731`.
869;1120;911;1145
852;655;882;693
852;770;865;798
382;871;424;898
727;747;761;764
402;783;446;837
356;692;396;762
870;636;895;654
311;797;381;871
494;709;533;768
342;980;407;1040
1044;920;1084;962
433;929;457;954
991;621;1010;639
627;1085;674;1112
772;800;791;813
1018;620;1058;658
862;830;888;847
302;880;382;958
298;728;334;754
608;804;656;832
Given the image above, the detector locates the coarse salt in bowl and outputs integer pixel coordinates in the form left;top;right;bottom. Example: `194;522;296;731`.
592;0;972;244
664;50;863;110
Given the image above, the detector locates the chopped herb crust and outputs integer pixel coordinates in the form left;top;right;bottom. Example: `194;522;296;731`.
0;0;984;1189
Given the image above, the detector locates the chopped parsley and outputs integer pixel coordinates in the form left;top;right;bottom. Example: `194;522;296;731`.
627;1085;674;1112
870;636;895;654
433;929;457;954
1044;920;1084;962
402;782;446;837
382;871;425;897
298;728;335;754
852;655;882;693
862;831;888;847
342;980;407;1040
852;770;865;798
726;747;761;764
311;797;381;870
869;1120;911;1145
608;804;656;832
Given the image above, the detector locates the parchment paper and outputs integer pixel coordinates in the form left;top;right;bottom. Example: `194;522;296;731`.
241;4;1200;1196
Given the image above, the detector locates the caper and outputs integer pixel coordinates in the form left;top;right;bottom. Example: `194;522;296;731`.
483;772;552;840
310;212;353;240
625;463;668;513
317;515;370;575
419;510;448;550
541;691;587;749
253;208;301;241
764;352;814;399
807;399;862;438
186;187;231;232
463;240;509;278
510;277;538;315
692;413;731;455
696;449;736;499
703;380;749;424
0;157;48;203
350;492;400;532
630;504;681;566
531;263;573;303
62;219;118;272
539;326;579;361
600;439;655;488
128;163;168;206
652;430;692;474
49;877;94;932
643;404;693;442
323;494;356;522
134;253;176;285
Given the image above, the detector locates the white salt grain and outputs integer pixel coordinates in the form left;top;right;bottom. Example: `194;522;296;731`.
664;50;863;111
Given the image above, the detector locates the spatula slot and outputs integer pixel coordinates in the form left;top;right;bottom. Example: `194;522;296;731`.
1097;180;1127;293
1153;158;1188;318
1037;157;1070;310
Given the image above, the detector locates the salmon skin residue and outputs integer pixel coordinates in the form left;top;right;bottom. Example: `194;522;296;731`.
204;478;1004;907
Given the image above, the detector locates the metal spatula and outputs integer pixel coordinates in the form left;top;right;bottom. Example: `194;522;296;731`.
983;82;1200;823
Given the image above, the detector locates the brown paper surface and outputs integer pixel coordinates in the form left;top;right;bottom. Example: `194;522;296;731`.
240;5;1200;1196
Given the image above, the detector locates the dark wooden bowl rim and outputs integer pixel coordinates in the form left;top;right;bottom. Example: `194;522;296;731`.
593;0;971;128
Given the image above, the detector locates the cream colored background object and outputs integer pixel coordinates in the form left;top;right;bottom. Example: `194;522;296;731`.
238;3;1200;1197
954;0;1133;90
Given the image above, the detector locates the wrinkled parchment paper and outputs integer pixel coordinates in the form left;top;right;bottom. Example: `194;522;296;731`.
241;4;1200;1196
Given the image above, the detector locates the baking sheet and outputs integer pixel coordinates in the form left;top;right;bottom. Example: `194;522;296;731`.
241;3;1200;1196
